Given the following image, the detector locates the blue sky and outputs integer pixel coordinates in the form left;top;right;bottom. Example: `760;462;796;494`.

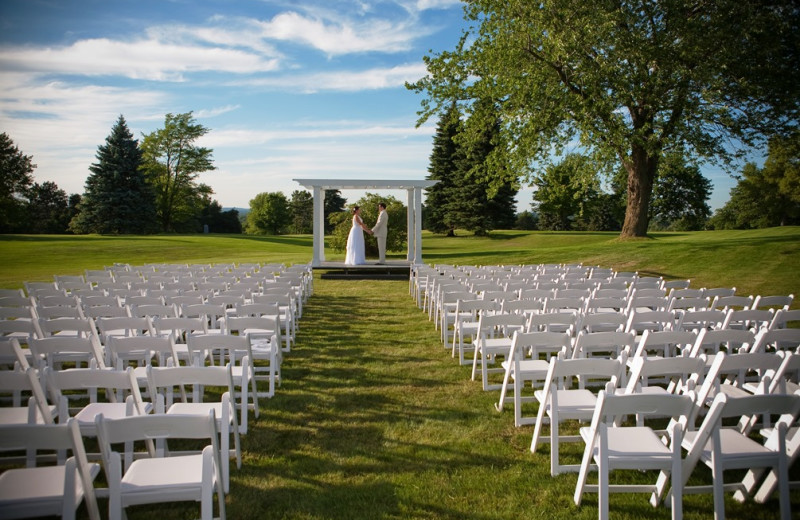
0;0;740;211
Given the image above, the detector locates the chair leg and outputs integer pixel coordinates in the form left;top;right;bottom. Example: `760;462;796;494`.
598;424;609;520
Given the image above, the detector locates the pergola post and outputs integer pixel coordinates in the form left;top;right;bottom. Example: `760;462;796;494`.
406;188;415;262
413;186;423;264
312;186;325;267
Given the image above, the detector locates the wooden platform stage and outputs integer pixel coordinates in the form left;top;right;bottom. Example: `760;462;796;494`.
314;260;412;280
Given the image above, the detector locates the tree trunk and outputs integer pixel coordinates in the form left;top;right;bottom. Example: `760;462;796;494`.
620;145;659;238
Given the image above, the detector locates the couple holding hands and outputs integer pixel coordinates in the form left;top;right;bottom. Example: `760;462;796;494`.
345;203;388;266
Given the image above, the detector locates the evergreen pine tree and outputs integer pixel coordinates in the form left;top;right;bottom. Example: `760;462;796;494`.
71;115;157;234
425;102;462;235
448;99;518;235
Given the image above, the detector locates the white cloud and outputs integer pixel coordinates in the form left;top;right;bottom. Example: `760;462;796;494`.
236;62;428;92
257;11;430;55
194;105;241;118
0;38;279;81
203;120;434;148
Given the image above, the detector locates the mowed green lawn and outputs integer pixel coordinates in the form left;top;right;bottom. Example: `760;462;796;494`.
1;227;798;297
0;228;798;519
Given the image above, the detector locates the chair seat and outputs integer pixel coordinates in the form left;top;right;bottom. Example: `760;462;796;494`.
501;359;550;380
684;428;774;468
535;389;598;418
580;426;674;469
0;405;57;425
167;403;224;420
0;462;100;514
74;402;153;431
475;338;513;354
121;455;207;503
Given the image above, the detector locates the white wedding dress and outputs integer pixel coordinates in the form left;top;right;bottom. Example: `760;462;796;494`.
344;215;366;265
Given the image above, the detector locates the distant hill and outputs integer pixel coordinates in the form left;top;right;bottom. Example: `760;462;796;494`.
224;207;249;218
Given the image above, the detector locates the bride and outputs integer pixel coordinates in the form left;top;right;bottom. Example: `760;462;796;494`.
345;205;373;265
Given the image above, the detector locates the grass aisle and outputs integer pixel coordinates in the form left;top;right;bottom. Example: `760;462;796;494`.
221;278;789;520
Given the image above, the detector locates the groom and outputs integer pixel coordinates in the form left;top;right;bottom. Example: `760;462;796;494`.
371;202;388;264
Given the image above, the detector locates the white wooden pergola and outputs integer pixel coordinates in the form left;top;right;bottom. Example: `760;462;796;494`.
293;179;437;267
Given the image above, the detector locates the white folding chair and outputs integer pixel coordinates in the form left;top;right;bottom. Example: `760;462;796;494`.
471;313;526;391
675;309;726;333
0;419;100;520
624;352;706;399
721;309;773;332
496;331;572;427
0;366;55;426
530;352;628;475
182;303;228;335
629;330;697;361
571;331;634;359
36;316;96;339
667;393;800;520
750;327;800;354
95;316;155;345
44;366;149;437
752;294;794;312
575;311;627;334
29;336;106;370
225;315;283;398
573;386;695;520
451;299;499;365
769;308;800;330
624;309;677;338
146;364;241;492
95;411;225;520
188;333;261;427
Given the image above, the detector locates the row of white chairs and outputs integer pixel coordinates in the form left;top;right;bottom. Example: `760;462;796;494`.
0;266;316;519
411;263;800;519
0;324;286;519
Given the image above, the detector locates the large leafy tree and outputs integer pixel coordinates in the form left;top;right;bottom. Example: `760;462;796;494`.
0;132;36;232
648;153;712;231
409;0;800;238
140;112;216;231
26;181;70;234
289;190;313;234
246;191;290;235
71;115;158;234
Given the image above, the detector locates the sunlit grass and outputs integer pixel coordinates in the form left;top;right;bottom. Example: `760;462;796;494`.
0;228;797;518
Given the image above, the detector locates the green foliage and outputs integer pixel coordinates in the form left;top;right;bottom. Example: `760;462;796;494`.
0;132;35;232
25;181;70;234
709;132;800;229
71;115;158;234
648;154;712;231
200;200;241;234
533;154;602;231
409;0;800;238
290;190;313;234
424;102;461;235
514;210;538;230
140;112;215;232
425;100;518;235
328;193;406;256
246;191;290;235
323;189;347;234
